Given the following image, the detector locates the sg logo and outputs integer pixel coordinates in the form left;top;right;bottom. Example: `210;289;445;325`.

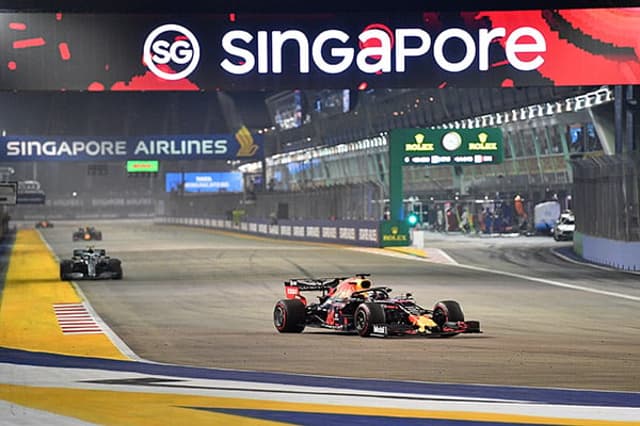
143;24;200;81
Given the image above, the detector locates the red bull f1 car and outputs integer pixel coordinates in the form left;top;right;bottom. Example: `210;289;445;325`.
273;274;481;338
73;226;103;241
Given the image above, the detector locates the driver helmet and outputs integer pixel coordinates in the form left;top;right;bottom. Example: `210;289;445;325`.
353;277;372;291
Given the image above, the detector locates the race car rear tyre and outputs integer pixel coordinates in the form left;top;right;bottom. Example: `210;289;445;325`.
108;259;123;280
355;303;385;337
273;299;306;333
433;300;464;326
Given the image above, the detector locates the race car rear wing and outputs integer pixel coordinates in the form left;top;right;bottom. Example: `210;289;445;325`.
284;277;343;291
284;274;372;304
284;273;370;290
284;277;345;304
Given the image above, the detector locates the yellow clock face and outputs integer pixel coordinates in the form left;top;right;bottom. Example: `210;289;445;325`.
442;131;462;151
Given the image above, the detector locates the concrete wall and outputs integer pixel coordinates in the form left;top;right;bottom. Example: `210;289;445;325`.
158;216;381;247
575;231;640;272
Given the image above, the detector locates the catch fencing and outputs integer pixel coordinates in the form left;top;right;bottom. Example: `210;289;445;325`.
572;154;640;241
169;181;385;222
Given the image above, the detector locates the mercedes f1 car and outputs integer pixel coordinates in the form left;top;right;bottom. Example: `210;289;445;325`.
273;274;481;338
60;247;123;280
73;226;103;241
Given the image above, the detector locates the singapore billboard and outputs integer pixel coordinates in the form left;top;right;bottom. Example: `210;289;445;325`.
0;8;639;90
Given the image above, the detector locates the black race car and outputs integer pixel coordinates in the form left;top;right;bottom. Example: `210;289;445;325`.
273;274;481;338
72;226;103;241
35;220;54;228
60;247;123;280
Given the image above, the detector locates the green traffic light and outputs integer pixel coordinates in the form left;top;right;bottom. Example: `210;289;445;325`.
407;213;419;227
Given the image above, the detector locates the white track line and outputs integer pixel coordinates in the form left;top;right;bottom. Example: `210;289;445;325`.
349;246;640;303
37;231;142;360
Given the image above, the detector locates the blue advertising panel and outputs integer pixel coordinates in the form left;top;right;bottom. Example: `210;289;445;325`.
0;129;263;162
165;172;243;193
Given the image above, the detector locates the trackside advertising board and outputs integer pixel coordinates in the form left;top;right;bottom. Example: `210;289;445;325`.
127;160;159;172
0;9;639;90
165;172;243;193
392;128;503;166
0;131;263;161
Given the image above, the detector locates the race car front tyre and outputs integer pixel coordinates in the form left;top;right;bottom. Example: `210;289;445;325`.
273;299;306;333
433;300;465;326
59;260;73;281
355;303;386;337
108;259;123;280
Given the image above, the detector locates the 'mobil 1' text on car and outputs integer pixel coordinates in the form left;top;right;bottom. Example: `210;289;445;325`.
273;274;481;338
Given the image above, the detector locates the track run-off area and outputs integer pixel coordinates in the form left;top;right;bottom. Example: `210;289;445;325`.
0;220;639;425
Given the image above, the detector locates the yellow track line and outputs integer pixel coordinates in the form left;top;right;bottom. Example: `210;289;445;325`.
0;229;128;359
0;384;634;426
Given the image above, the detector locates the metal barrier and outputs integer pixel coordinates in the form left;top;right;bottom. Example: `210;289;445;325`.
572;153;640;241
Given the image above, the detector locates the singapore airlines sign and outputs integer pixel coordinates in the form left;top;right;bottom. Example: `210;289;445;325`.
0;128;263;162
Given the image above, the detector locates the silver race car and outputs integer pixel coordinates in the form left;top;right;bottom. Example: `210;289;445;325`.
60;247;123;280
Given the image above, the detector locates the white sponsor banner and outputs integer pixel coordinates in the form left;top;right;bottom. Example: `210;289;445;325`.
51;199;83;207
322;226;337;239
306;226;320;238
280;225;292;236
168;217;379;247
358;228;378;242
92;198;125;206
339;227;356;240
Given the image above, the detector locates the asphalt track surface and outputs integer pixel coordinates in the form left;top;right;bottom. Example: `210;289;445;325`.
41;221;640;392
